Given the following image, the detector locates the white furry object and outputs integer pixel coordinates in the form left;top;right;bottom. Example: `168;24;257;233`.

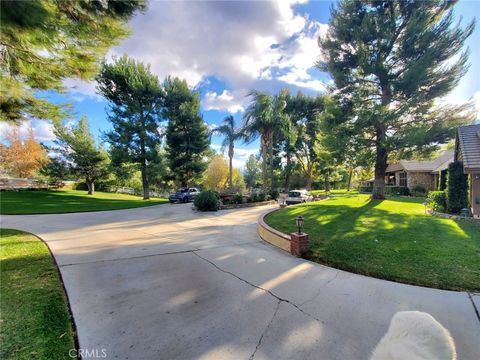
371;311;456;360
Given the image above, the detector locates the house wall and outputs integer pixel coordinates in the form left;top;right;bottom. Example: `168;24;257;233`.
471;173;480;218
406;172;435;191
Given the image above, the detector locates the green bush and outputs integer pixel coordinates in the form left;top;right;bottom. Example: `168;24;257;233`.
232;194;244;204
269;190;279;200
427;191;446;212
194;190;219;211
411;185;427;197
385;186;410;196
257;192;266;202
358;186;373;193
446;161;468;214
439;169;447;191
73;182;88;190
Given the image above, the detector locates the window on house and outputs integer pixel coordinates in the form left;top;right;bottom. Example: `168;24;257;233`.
399;172;407;187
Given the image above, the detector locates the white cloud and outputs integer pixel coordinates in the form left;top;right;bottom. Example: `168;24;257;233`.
57;1;329;105
108;1;329;98
437;90;480;119
0;120;56;142
473;91;480;119
203;90;246;114
277;71;328;92
211;144;259;169
63;79;102;101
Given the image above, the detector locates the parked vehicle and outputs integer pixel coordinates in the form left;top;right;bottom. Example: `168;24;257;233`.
169;188;200;203
285;190;313;205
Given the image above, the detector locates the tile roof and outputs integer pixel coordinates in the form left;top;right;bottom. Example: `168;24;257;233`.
386;150;454;173
457;124;480;172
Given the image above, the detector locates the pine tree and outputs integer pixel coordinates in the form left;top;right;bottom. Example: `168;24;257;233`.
0;0;145;123
163;77;210;187
319;0;475;199
97;56;164;200
53;117;109;195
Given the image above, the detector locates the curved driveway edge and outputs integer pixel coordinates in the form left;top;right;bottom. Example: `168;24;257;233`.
1;204;479;359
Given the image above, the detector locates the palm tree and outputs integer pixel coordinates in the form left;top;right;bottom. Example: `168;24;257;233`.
211;115;243;191
243;90;287;192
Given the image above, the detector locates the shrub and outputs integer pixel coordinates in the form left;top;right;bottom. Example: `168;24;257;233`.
232;194;244;204
411;185;427;197
446;161;468;214
384;186;410;196
194;190;219;211
73;182;88;190
359;186;373;193
269;189;279;200
427;191;446;212
257;192;266;202
438;169;447;191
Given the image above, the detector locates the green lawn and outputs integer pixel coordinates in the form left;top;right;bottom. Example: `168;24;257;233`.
0;189;168;214
265;194;480;291
0;229;76;359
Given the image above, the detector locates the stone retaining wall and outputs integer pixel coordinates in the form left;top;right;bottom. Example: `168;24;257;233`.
257;209;291;252
0;178;48;190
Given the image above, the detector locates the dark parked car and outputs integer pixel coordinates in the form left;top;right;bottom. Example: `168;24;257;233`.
169;188;200;203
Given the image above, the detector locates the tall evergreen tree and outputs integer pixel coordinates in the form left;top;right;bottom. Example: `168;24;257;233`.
163;77;210;187
319;0;475;199
96;56;163;200
0;0;145;123
53;117;109;195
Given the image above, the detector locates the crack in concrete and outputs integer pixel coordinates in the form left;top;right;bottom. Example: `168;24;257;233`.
192;251;325;324
59;249;200;267
467;293;480;323
298;270;341;307
249;299;281;360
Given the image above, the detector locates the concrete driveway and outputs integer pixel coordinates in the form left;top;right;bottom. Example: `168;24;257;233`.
2;204;479;359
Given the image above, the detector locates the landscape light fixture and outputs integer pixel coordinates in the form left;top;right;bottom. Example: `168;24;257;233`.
295;215;304;234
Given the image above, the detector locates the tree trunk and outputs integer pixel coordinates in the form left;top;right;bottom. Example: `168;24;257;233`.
372;125;387;200
306;173;312;191
284;151;291;191
139;115;149;200
268;137;274;193
325;172;330;194
86;181;94;195
141;161;150;200
261;138;267;193
347;168;353;192
228;144;234;191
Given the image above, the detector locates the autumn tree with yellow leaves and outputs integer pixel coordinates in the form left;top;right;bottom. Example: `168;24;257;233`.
0;127;48;178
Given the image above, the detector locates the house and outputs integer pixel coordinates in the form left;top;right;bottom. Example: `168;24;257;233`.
385;150;454;192
455;124;480;218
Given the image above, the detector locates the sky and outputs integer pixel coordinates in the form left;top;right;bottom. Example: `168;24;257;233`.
3;0;480;169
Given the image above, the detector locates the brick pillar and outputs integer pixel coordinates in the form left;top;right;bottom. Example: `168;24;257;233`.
290;233;309;257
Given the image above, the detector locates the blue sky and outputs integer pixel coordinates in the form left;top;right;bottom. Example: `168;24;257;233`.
3;0;479;169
